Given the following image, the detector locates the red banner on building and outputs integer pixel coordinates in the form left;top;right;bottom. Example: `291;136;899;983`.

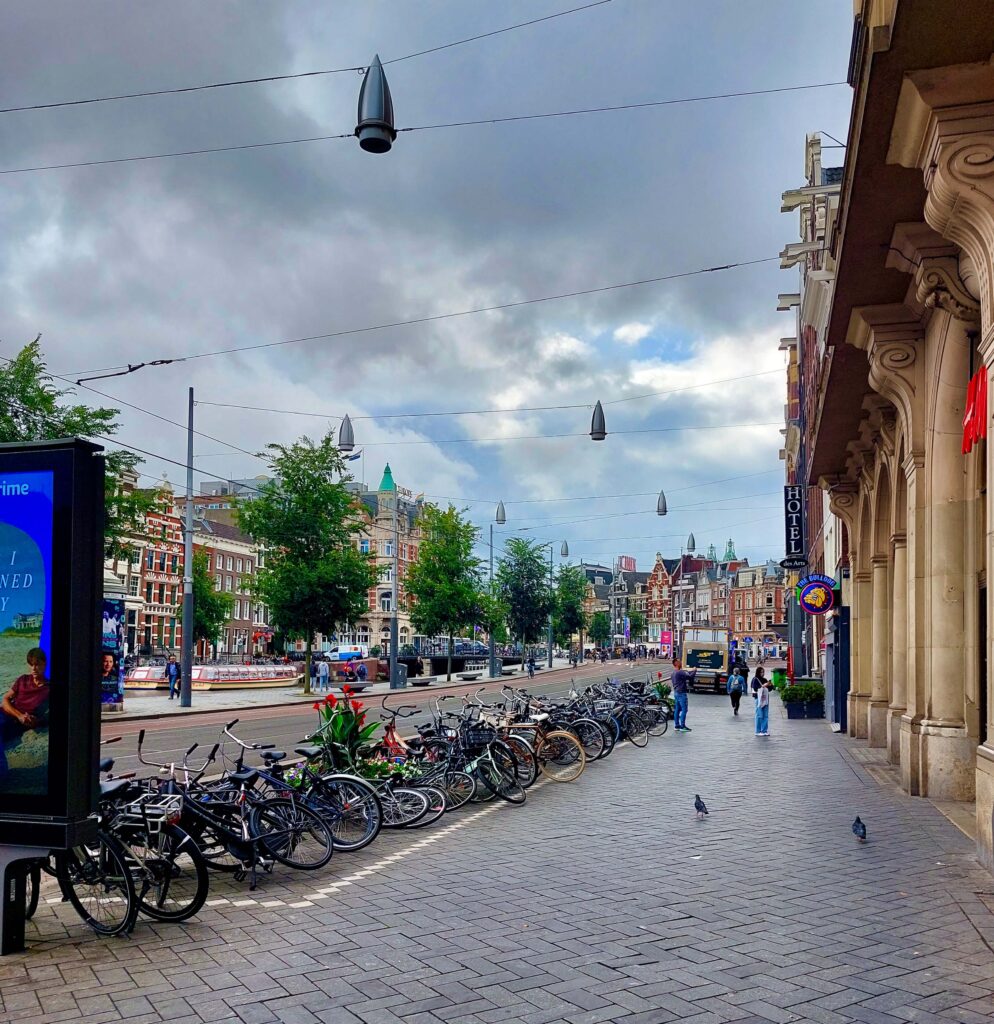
962;365;988;454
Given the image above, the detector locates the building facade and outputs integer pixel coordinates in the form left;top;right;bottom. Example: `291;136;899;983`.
729;563;786;660
795;0;994;869
138;491;185;655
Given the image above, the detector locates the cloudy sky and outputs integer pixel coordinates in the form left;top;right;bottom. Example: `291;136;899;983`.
0;0;853;570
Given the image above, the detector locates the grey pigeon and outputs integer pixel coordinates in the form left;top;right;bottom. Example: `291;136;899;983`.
694;795;708;819
852;816;867;843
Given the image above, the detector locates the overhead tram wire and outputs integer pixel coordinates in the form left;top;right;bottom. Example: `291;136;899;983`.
0;0;613;115
0;83;847;177
191;368;784;422
65;256;784;381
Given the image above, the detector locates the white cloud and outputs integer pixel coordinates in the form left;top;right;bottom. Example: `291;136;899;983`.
613;322;652;346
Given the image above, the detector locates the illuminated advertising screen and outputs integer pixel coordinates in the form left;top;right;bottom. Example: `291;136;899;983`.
101;598;125;708
0;472;54;799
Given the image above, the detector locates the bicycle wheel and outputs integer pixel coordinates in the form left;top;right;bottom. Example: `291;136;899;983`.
594;719;616;758
128;824;210;923
381;786;430;827
441;770;476;810
183;804;251;872
250;798;334;869
404;786;447;829
570;718;606;760
501;734;539;788
313;774;383;852
623;709;650;748
537;731;586;783
646;705;669;737
24;862;41;920
56;831;137;936
478;746;526;804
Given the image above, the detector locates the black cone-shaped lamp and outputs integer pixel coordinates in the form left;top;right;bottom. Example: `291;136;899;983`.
356;55;397;154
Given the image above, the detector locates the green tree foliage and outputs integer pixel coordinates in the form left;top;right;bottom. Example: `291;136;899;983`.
0;338;158;557
588;610;611;647
237;432;378;694
553;563;587;646
497;538;552;650
627;609;646;643
404;504;482;680
179;549;234;649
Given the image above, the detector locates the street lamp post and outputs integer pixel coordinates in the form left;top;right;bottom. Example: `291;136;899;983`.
390;490;400;688
490;501;506;679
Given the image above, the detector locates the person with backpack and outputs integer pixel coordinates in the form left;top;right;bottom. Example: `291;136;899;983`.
726;665;745;716
356;660;368;684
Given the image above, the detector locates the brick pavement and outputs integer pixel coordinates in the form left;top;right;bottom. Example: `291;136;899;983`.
3;695;994;1024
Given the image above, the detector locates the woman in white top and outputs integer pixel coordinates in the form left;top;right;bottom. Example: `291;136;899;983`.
755;678;771;736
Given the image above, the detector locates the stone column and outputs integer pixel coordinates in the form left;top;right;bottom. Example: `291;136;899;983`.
869;556;891;747
889;536;908;764
849;570;872;739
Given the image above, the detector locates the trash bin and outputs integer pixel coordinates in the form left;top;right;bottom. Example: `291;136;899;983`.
772;667;787;688
390;663;408;689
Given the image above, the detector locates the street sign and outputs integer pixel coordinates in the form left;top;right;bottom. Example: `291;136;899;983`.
797;573;837;615
780;557;807;570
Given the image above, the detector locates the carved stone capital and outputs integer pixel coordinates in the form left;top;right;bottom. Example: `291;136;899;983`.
820;476;859;533
915;254;981;323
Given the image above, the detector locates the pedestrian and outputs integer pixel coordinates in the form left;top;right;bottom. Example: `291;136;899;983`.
755;675;772;736
310;659;318;689
165;654;181;699
751;665;768;698
727;665;745;716
356;660;368;683
527;655;536;679
670;658;696;732
317;658;330;691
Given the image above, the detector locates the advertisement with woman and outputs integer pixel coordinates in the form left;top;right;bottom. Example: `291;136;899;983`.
0;472;53;797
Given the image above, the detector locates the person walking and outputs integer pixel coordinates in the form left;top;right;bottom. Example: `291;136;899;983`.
727;665;745;716
317;658;330;692
670;659;696;732
751;665;768;697
755;675;771;736
165;655;181;700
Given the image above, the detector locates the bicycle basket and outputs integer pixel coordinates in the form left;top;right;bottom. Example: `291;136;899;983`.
461;724;497;749
117;792;184;831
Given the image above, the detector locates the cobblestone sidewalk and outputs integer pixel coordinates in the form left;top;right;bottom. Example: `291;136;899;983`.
4;696;994;1024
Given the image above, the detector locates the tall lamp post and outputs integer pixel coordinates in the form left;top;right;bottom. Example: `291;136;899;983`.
490;500;506;678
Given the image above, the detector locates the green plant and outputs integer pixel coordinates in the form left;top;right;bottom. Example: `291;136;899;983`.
369;645;381;658
803;681;826;701
781;685;807;704
308;687;378;765
652;680;672;700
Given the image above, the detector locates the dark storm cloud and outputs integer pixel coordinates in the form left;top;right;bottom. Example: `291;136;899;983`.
0;0;853;560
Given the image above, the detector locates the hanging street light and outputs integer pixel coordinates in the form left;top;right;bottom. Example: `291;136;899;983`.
657;489;667;516
590;400;607;441
339;413;355;452
355;55;397;154
687;532;696;553
561;539;569;558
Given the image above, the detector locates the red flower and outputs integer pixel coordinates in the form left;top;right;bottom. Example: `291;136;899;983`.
358;712;367;725
350;700;363;713
324;693;338;707
342;684;354;696
657;672;663;680
312;702;322;710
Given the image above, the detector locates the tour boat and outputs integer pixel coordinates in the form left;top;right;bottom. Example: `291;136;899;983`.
125;663;303;691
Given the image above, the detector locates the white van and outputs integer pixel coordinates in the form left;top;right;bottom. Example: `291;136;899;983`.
327;644;368;662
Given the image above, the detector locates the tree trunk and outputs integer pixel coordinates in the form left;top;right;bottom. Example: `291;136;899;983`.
446;632;453;681
303;635;312;695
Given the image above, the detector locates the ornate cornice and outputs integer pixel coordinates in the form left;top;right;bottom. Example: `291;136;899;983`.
914;254;981;323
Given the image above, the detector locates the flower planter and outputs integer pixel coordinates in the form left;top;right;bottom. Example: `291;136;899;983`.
784;701;806;720
806;700;825;719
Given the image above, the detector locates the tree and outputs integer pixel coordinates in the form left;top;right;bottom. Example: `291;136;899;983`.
179;549;234;652
553;563;587;647
0;338;158;557
588;611;611;648
404;504;482;681
237;432;378;694
497;538;552;657
627;609;646;644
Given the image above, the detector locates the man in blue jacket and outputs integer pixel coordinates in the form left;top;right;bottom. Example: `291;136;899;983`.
165;655;181;699
670;660;697;732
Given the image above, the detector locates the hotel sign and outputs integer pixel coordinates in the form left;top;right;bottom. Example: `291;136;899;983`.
783;486;805;567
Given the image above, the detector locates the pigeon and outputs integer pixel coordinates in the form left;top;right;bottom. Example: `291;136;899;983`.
694;795;709;819
852;816;867;843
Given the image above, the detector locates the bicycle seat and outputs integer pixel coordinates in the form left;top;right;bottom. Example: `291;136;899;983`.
295;745;322;759
99;779;131;799
229;769;258;784
261;750;286;761
99;757;114;773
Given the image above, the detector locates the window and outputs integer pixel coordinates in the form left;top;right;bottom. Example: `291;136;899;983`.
380;593;392;612
171;554;179;574
130;548;141;567
216;552;223;570
766;593;774;606
359;539;370;554
157;552;166;571
129;576;140;597
383;567;394;584
158;583;166;604
745;595;753;609
169;586;176;605
236;559;243;573
226;557;233;571
215;575;222;592
384;540;394;557
246;559;252;573
146;550;155;570
145;582;153;602
234;600;241;619
235;577;241;594
225;576;233;592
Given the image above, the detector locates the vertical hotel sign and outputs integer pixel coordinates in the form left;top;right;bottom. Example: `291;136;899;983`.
783;486;806;566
